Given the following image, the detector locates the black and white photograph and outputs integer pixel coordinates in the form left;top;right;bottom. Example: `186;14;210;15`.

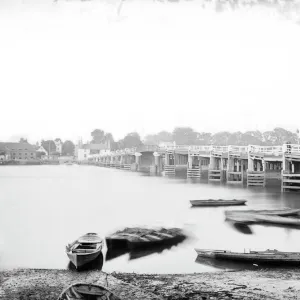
1;0;300;299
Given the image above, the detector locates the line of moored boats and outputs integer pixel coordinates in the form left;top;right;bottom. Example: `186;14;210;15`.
60;198;300;299
190;198;300;267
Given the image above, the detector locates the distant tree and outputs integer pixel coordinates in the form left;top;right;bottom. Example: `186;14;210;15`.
62;140;75;156
41;140;56;154
195;132;212;145
273;127;298;144
104;132;115;147
144;134;158;145
19;138;28;143
226;132;242;145
144;131;173;145
157;131;173;142
54;138;62;143
240;132;262;146
122;132;143;148
172;127;198;145
91;129;105;144
211;131;232;145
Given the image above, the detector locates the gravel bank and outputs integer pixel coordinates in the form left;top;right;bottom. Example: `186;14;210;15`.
1;269;300;300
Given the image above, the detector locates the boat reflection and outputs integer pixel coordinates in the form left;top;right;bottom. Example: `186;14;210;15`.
230;222;253;235
195;255;300;271
106;237;188;262
105;247;129;261
129;242;183;260
195;256;262;271
226;218;300;233
67;252;104;272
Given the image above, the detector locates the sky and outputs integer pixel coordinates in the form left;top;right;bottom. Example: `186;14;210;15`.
0;0;300;144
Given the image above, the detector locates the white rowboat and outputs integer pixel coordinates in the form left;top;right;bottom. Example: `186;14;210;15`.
66;233;103;269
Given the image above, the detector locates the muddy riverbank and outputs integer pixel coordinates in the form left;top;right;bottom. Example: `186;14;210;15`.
1;269;300;300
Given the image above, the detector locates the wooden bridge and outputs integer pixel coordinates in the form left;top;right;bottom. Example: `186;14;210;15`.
87;143;300;192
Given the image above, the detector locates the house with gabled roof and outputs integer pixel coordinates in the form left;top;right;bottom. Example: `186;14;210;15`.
0;142;37;160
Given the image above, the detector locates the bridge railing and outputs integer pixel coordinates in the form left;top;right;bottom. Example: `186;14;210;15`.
124;147;136;154
228;145;248;153
136;145;159;152
212;146;229;153
249;145;283;155
283;144;300;154
96;144;290;157
189;145;213;152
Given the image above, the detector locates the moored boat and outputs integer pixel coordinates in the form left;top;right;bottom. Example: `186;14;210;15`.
106;227;186;249
190;199;247;207
225;211;300;226
58;283;121;300
225;211;260;224
226;208;300;217
66;233;103;269
254;214;300;226
195;248;300;265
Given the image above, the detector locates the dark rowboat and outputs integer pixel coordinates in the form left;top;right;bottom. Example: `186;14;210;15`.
226;208;300;217
106;227;186;249
58;283;121;300
225;211;300;226
190;199;247;207
66;233;103;269
195;248;300;265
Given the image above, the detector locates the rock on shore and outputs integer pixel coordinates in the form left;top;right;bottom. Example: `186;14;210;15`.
1;269;300;300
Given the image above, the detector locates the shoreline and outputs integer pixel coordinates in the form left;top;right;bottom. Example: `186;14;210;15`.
1;269;300;299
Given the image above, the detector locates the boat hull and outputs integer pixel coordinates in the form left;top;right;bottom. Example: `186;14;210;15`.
225;211;300;226
127;234;186;249
106;228;186;250
58;283;121;300
190;200;246;207
227;208;300;217
195;249;300;266
67;249;101;268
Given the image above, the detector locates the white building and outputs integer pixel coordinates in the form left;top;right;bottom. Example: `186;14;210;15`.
54;139;63;154
77;148;90;161
76;142;109;161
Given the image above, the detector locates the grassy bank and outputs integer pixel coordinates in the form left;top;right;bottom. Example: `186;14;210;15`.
1;269;300;299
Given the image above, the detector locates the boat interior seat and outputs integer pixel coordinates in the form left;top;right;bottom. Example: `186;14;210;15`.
72;249;96;253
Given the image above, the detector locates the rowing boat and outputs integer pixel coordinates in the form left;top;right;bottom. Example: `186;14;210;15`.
190;199;247;207
66;233;103;269
225;211;300;226
58;283;121;300
106;227;186;249
195;248;300;265
254;214;300;226
226;208;300;216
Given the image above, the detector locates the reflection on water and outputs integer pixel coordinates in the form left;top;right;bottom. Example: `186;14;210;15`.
195;256;260;271
106;235;189;262
232;223;253;235
195;255;300;271
1;166;300;273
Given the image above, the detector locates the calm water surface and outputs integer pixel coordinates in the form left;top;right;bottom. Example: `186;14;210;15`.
1;165;300;273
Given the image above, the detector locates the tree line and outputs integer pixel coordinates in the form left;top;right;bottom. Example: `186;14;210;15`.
144;127;300;146
17;127;299;156
90;127;300;149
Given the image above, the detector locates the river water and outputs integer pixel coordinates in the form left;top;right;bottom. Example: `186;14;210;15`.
0;165;300;273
